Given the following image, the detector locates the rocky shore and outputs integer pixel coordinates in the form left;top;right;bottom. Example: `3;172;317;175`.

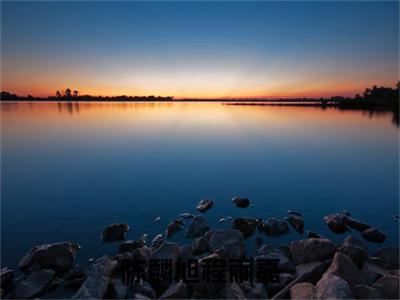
1;198;399;299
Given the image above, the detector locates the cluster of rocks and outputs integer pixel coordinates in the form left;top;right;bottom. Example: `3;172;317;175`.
1;198;398;299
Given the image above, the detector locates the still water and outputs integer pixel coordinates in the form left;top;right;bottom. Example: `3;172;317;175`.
1;102;398;269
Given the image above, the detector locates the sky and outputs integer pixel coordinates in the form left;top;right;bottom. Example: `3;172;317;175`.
1;1;399;99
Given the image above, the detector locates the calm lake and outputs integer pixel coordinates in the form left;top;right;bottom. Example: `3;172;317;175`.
1;102;399;269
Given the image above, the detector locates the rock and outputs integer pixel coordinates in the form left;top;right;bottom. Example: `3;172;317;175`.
0;267;14;288
255;246;295;273
339;236;368;268
151;242;179;261
65;277;86;291
178;244;194;259
295;261;323;277
134;293;152;299
243;282;268;299
232;196;250;208
263;217;290;237
324;213;349;234
290;282;316;299
14;269;55;298
361;261;387;285
185;216;210;238
285;213;304;235
290;238;336;264
306;231;323;239
110;278;128;299
180;213;194;219
132;281;156;299
72;256;117;299
101;223;129;242
150;234;164;249
154;217;161;223
165;220;183;238
196;199;214;213
224;282;246;298
255;237;263;247
118;240;145;253
139;234;148;244
255;218;264;233
207;229;244;252
159;280;187;299
192;236;209;256
19;242;80;273
326;252;367;286
361;227;386;243
315;273;353;299
218;218;227;223
268;272;295;294
215;240;245;259
374;246;399;269
352;284;383;299
117;246;152;263
344;216;371;232
232;218;256;239
372;274;399;299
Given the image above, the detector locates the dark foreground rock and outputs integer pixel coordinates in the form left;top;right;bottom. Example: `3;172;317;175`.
0;268;14;289
338;236;368;268
326;252;367;286
151;242;179;261
324;213;349;234
372;274;400;299
362;227;387;243
101;223;129;242
165;219;184;238
159;280;187;299
315;272;353;299
352;284;383;299
374;246;400;270
19;242;80;273
290;238;336;264
285;212;304;235
185;216;210;238
263;217;289;237
290;282;316;299
13;269;55;298
232;218;256;239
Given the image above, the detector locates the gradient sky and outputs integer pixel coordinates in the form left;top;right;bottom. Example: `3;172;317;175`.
1;1;398;99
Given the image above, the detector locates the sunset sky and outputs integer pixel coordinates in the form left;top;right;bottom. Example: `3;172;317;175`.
1;1;398;99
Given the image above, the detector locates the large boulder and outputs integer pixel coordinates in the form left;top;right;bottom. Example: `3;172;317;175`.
159;280;187;299
372;274;400;299
151;242;179;261
324;213;349;234
0;267;14;289
224;282;246;299
263;217;289;237
315;272;353;299
374;247;399;270
232;218;256;239
352;284;383;299
178;244;194;259
338;236;368;268
110;278;128;299
361;227;386;243
192;237;209;256
255;245;295;273
326;252;367;286
101;223;129;242
19;242;80;273
242;282;268;299
185;216;210;238
290;282;316;299
118;240;145;253
13;269;55;298
206;229;244;252
290;238;336;264
72;256;117;299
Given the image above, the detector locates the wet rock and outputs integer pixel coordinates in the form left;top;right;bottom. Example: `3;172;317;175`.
118;240;145;253
165;220;183;238
14;269;55;298
290;238;336;264
361;227;386;243
344;216;371;232
185;215;210;238
361;261;387;285
290;282;316;299
19;242;80;273
232;218;256;239
315;273;353;299
192;236;209;256
306;231;323;239
206;229;243;252
242;282;268;299
352;284;383;299
215;239;245;259
178;244;193;259
0;267;14;288
101;223;129;242
73;256;117;299
150;234;164;249
326;252;367;286
159;280;187;299
372;274;399;299
324;213;349;234
339;236;368;268
224;282;246;298
232;196;250;208
196;199;214;213
132;281;156;299
263;217;290;237
151;242;179;261
110;278;127;299
180;213;194;219
374;246;399;269
285;213;304;235
255;246;295;273
254;237;263;247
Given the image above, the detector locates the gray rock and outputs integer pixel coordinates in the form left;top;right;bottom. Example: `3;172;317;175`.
290;238;336;264
268;272;295;294
344;216;371;232
232;218;256;239
295;261;324;277
101;223;129;242
118;240;145;253
361;261;388;286
339;236;368;268
150;234;164;249
207;229;244;252
110;278;127;299
372;274;399;299
306;231;323;239
324;213;349;234
224;282;246;298
134;293;152;299
326;252;367;286
19;242;80;273
290;282;316;299
232;196;250;208
361;227;386;243
178;244;194;259
196;199;214;213
215;240;245;259
263;217;290;237
159;280;187;299
255;246;295;273
185;216;210;238
14;269;55;298
352;284;383;299
244;282;268;299
0;267;14;288
192;236;209;256
72;256;117;299
374;246;399;269
285;213;304;235
151;242;179;261
165;220;183;238
132;281;156;299
315;273;353;299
